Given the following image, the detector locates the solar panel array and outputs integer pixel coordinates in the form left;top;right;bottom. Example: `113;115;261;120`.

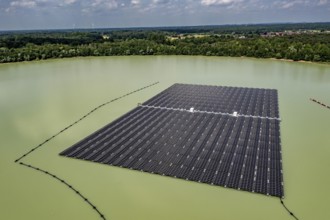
144;84;279;118
60;84;283;197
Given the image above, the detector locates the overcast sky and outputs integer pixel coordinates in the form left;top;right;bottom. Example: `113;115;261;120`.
0;0;329;30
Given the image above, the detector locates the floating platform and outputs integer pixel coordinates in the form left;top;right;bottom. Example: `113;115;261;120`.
60;84;283;197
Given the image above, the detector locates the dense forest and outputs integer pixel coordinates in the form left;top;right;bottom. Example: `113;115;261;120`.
0;23;330;63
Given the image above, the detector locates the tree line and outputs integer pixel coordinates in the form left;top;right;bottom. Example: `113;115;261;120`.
0;24;329;63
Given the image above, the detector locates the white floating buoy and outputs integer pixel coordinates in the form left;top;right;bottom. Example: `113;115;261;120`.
189;107;194;113
233;111;238;117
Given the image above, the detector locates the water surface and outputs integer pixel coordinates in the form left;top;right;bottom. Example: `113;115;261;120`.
1;56;329;220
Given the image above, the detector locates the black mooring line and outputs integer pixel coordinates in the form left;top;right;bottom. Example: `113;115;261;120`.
280;198;300;220
14;82;159;220
310;98;330;110
19;162;106;220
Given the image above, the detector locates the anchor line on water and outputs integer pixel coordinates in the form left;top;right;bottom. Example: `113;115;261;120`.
14;81;160;220
280;198;300;220
19;162;106;220
310;98;330;110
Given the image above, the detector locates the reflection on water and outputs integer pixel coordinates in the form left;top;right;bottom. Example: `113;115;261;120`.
0;56;329;220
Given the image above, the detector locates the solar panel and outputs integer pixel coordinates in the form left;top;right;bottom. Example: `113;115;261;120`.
60;84;283;197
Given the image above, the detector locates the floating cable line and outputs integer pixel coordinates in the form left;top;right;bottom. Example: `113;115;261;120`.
310;98;330;110
14;81;160;220
19;162;107;220
280;198;300;220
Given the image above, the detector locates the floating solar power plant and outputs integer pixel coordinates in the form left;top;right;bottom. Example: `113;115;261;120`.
60;84;283;197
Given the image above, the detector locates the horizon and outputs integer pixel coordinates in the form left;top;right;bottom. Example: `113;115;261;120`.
1;21;330;32
1;0;329;31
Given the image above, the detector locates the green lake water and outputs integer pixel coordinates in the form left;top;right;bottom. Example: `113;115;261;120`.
0;56;329;220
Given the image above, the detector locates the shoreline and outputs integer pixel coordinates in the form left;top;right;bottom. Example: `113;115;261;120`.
0;55;329;66
269;57;316;64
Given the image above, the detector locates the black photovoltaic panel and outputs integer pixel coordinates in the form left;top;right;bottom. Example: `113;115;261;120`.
60;84;283;197
143;84;279;118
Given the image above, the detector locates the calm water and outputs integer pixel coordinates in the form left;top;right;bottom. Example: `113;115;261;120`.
0;56;329;220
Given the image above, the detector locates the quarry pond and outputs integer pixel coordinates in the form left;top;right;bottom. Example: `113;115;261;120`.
1;56;329;220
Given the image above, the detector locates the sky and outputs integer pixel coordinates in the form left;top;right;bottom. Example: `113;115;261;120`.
0;0;329;30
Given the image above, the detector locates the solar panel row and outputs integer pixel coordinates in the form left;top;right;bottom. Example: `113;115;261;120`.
144;84;279;118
